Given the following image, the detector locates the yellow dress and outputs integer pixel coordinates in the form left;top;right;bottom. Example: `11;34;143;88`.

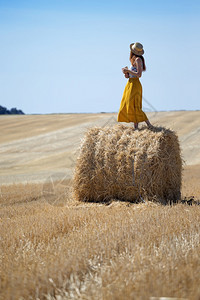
117;72;148;123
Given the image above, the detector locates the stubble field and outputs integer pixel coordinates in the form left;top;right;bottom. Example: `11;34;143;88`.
0;112;200;299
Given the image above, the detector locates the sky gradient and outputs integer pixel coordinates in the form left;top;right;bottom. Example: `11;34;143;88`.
0;0;200;114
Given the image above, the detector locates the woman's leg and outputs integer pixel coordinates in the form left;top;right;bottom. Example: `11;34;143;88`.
145;120;152;128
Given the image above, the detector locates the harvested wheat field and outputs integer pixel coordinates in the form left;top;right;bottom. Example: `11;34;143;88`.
0;111;200;299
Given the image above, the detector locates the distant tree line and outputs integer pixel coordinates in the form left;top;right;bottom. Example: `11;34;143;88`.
0;105;25;115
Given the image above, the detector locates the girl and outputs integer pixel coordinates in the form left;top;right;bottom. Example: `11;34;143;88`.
117;42;152;129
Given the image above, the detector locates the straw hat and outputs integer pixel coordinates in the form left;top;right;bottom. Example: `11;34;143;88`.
130;42;144;55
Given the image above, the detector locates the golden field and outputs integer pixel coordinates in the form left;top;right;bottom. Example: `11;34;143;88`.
0;112;200;299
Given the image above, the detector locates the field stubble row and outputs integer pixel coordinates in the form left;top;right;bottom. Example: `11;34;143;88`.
0;168;200;299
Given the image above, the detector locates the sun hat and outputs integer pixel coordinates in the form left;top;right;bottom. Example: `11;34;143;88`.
130;42;144;55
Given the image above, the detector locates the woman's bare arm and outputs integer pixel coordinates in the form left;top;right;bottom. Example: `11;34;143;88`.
122;58;143;78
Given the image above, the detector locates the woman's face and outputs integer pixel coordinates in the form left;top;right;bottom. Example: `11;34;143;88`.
131;54;137;64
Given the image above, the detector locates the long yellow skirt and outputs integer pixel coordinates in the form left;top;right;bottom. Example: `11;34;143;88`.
117;78;148;123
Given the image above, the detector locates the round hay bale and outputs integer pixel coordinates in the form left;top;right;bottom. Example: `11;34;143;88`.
73;124;182;203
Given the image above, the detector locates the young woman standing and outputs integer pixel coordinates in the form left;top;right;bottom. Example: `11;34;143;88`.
117;42;152;129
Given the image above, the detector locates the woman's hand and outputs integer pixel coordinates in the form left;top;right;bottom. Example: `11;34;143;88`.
122;66;128;74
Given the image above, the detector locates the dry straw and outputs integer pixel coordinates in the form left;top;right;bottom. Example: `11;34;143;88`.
73;124;182;204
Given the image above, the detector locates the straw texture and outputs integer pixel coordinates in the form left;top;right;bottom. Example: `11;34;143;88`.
73;124;182;203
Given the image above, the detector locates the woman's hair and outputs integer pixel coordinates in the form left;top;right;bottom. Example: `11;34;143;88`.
130;51;146;71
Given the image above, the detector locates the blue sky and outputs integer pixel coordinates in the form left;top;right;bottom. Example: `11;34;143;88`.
0;0;200;114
